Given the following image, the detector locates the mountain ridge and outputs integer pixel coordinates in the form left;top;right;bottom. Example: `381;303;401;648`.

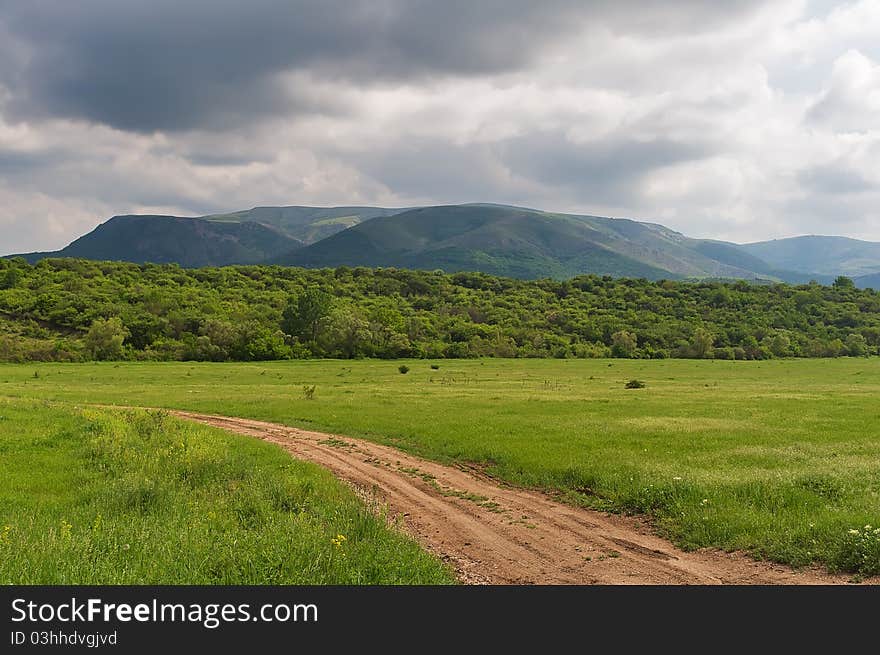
13;215;303;268
741;235;880;279
7;204;880;286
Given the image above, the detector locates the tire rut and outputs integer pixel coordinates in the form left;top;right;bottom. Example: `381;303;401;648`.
172;410;869;586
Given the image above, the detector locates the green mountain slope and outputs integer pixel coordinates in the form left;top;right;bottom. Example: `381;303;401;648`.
690;240;831;284
10;204;880;283
278;204;779;280
202;205;408;244
16;215;303;267
741;236;880;278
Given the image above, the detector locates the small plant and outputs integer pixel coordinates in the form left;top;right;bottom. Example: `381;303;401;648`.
33;371;39;379
398;365;410;374
430;364;440;370
833;525;880;576
625;379;646;389
302;384;316;400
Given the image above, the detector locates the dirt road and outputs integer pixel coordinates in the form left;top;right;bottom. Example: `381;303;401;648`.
173;410;861;585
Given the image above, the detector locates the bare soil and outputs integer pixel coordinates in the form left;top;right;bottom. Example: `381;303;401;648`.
173;410;869;585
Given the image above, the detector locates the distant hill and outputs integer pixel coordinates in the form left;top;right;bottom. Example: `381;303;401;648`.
202;205;407;244
279;204;788;280
15;215;303;267
856;272;880;289
741;236;880;279
8;203;880;282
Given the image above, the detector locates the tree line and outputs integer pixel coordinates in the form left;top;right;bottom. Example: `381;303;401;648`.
1;257;878;362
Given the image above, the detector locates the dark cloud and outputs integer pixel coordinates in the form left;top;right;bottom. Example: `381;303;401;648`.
0;149;64;176
2;0;877;250
0;0;764;132
347;130;715;210
499;131;712;203
797;164;876;195
350;140;517;204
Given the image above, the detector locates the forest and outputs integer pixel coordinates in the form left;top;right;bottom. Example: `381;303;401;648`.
1;257;878;362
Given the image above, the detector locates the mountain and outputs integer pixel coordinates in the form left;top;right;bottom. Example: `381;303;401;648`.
15;215;303;267
278;204;786;280
9;204;880;283
201;205;407;244
741;236;880;279
856;272;880;289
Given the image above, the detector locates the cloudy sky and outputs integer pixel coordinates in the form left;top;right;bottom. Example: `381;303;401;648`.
1;0;879;254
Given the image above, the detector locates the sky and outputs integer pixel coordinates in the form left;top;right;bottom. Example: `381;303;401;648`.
1;0;879;255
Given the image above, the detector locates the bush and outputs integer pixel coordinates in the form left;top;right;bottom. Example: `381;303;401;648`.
625;379;646;389
398;365;410;374
713;347;733;360
85;317;129;360
832;525;880;576
430;364;440;370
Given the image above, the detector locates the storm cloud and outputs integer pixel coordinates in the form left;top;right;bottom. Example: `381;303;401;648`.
0;0;770;131
1;0;879;253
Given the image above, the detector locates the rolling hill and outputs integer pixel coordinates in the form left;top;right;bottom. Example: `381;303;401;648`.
14;215;303;267
278;204;797;280
856;272;880;289
202;205;407;244
8;203;880;282
741;235;880;279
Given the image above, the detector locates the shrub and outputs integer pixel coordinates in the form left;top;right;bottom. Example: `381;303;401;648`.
398;365;410;374
430;364;440;370
302;384;316;400
611;330;637;358
625;379;646;389
85;317;130;361
832;525;880;576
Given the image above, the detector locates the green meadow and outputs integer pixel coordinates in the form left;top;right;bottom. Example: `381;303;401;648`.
0;399;454;584
2;357;879;577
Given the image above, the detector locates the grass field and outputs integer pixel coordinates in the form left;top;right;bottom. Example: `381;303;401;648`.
2;358;879;577
0;398;455;584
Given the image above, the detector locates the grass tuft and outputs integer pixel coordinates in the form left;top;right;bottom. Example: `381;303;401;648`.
0;399;454;584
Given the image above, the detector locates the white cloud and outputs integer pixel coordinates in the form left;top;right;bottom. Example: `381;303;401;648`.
808;49;880;131
1;0;880;255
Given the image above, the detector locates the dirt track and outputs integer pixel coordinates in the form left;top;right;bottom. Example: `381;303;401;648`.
173;410;864;585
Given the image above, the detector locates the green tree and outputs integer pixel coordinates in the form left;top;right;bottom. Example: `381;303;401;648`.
765;332;791;358
281;289;333;344
845;333;868;357
692;327;715;359
611;330;637;358
0;267;22;290
826;338;846;357
85;317;129;360
833;276;855;289
324;307;370;359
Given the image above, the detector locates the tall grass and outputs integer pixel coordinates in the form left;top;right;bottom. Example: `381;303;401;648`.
0;399;454;584
3;358;880;576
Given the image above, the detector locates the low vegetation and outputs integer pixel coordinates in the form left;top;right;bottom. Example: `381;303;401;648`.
4;358;879;576
1;258;879;362
0;399;454;584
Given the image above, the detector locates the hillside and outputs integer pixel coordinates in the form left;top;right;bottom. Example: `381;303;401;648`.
856;272;880;290
15;215;303;267
8;204;880;283
279;204;779;280
742;236;880;278
1;258;878;363
202;205;407;244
